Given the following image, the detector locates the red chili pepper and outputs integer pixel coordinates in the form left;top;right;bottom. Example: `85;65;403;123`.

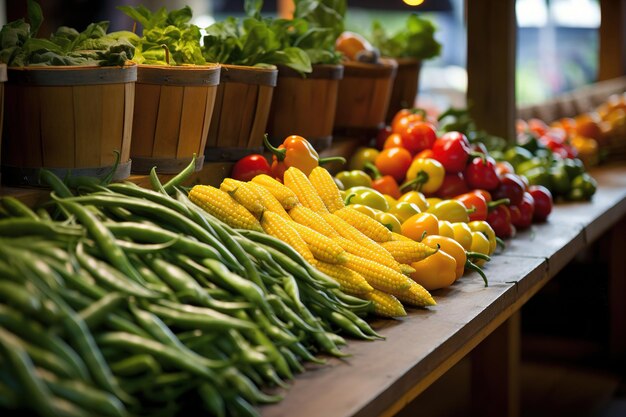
231;154;272;182
365;162;402;199
492;173;525;206
455;192;488;222
431;131;472;173
435;172;469;199
464;155;500;191
528;185;553;222
486;205;514;239
264;135;345;180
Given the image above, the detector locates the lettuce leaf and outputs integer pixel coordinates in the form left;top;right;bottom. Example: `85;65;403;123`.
370;14;441;60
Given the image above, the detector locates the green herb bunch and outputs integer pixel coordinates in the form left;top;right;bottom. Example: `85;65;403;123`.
118;5;205;66
0;0;134;67
291;0;346;65
371;14;441;61
202;0;312;74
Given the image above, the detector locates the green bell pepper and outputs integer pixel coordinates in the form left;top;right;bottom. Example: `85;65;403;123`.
336;170;372;189
549;164;572;196
348;147;380;171
345;186;389;212
567;173;597;201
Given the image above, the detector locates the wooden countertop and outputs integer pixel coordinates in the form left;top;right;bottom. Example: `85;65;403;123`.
259;162;626;417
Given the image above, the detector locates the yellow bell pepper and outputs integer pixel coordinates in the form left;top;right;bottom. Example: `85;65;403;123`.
390;201;422;224
375;212;402;234
437;220;455;239
410;250;457;291
398;190;429;212
468;220;497;255
451;222;473;251
470;231;491;267
427;199;471;223
401;158;445;194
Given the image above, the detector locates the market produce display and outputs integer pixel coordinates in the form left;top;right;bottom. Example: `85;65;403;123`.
0;161;381;417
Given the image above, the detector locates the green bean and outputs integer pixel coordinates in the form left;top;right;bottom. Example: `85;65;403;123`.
147;257;208;302
149;166;169;195
267;295;322;334
328;310;378;341
245;329;292;380
1;196;39;220
0;217;83;238
107;183;192;218
74;241;158;299
279;346;305;374
37;368;126;417
96;332;220;383
324;331;348;347
0;378;19;409
39;169;74;198
109;354;162;377
0;327;58;417
149;301;257;331
0;281;43;316
78;293;126;329
161;154;196;195
48;260;107;300
286;341;326;365
225;391;260;417
251;310;298;345
254;362;289;388
198;382;225;417
222;367;282;404
37;207;53;221
222;330;269;365
56;200;145;284
19;338;76;379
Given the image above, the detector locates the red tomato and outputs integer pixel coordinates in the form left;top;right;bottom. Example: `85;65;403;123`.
375;147;412;182
231;154;271;182
431;132;471;173
399;121;437;154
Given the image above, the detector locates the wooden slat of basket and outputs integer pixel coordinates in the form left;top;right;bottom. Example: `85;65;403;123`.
121;82;134;164
74;85;102;167
131;84;160;158
248;84;274;148
153;85;184;158
178;85;209;158
101;84;126;167
218;82;249;147
40;86;74;168
206;84;225;148
238;83;258;148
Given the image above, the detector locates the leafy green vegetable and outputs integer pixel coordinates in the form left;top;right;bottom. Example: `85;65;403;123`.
370;14;441;60
292;0;345;65
202;0;312;73
0;1;134;67
117;5;205;66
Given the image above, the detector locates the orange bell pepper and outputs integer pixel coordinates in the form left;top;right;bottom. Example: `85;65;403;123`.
409;250;457;291
401;212;439;241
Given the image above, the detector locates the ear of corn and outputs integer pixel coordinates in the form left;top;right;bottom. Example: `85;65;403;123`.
283;167;329;214
394;280;436;307
381;240;438;264
289;205;340;238
251;174;299;210
261;211;315;263
334;236;402;273
314;261;373;295
391;232;413;242
344;253;412;294
400;264;417;275
333;207;392;242
246;181;291;220
189;185;263;232
308;167;345;213
289;221;347;265
220;178;265;216
363;289;406;318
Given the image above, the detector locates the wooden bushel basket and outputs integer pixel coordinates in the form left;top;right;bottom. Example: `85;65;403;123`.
386;58;422;123
1;64;136;186
0;64;6;184
130;64;220;174
267;64;343;150
205;64;277;162
334;58;398;135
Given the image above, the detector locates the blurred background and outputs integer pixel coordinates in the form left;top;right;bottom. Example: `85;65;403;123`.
3;0;600;112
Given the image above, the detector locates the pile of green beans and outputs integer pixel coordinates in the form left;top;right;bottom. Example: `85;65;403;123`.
0;162;381;417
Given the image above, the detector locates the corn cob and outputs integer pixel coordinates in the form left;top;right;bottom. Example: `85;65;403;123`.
289;205;340;238
381;240;438;264
322;213;400;270
333;206;392;242
261;211;315;263
283;167;329;213
251;174;299;210
400;264;417;275
189;185;263;232
308;166;345;213
394;280;436;307
246;181;291;219
289;221;347;264
391;232;413;242
344;253;412;294
314;261;373;295
220;178;264;216
334;236;402;273
364;289;407;318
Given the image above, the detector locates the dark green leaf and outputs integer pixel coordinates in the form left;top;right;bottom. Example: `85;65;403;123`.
26;0;43;37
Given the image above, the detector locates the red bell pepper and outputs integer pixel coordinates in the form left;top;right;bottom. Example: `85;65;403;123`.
231;154;271;182
528;185;553;222
365;162;402;199
464;155;500;191
431;131;472;173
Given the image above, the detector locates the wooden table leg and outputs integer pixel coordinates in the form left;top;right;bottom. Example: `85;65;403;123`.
609;215;626;362
470;312;521;417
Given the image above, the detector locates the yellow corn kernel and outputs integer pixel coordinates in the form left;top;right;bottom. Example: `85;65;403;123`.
380;240;438;264
220;178;264;216
344;253;412;294
333;207;392;242
261;211;315;263
246;181;291;220
289;221;347;264
322;213;400;270
308;167;345;213
363;289;407;318
289;205;340;238
189;185;262;232
391;232;413;242
251;174;299;210
393;280;436;307
283;167;328;213
334;237;402;273
314;261;373;295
